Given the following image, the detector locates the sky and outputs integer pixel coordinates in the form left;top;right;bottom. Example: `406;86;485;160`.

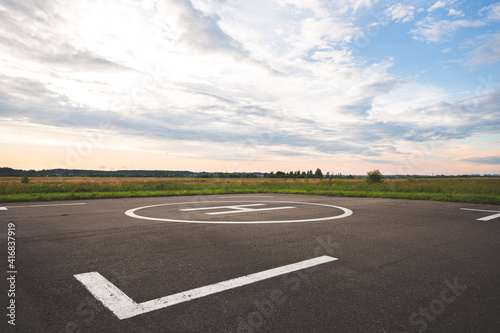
0;0;499;175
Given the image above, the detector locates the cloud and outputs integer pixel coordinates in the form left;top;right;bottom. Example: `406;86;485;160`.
414;2;500;44
322;0;379;14
460;156;500;165
386;3;416;23
369;85;500;142
310;47;354;64
428;1;450;12
176;0;247;56
8;76;498;160
363;158;396;164
346;0;379;13
411;17;486;43
464;33;500;66
299;17;362;47
481;2;500;20
1;0;499;173
448;8;465;18
337;78;402;116
278;0;328;17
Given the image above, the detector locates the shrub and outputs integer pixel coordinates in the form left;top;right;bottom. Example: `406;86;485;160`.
21;176;30;184
366;170;383;183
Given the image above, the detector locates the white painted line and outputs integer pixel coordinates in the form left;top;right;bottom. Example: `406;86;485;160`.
126;201;353;224
460;208;500;213
181;204;295;215
75;255;337;320
3;203;87;209
74;272;138;319
477;213;500;221
180;204;264;212
206;206;295;215
217;196;275;198
460;208;500;221
0;207;7;211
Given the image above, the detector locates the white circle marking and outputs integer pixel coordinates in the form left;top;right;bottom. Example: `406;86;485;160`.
125;200;353;224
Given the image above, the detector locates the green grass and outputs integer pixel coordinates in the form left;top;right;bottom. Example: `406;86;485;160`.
0;177;499;204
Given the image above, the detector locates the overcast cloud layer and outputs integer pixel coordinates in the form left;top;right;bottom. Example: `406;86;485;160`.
1;0;499;174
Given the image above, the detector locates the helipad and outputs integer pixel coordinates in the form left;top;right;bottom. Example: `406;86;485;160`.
125;200;353;224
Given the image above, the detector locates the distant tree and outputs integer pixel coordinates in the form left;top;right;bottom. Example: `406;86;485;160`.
366;170;383;183
21;175;30;184
315;168;323;178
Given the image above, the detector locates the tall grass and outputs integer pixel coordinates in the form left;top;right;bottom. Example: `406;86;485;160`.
0;177;498;204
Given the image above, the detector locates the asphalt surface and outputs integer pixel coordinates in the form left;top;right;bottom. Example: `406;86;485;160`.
1;194;499;332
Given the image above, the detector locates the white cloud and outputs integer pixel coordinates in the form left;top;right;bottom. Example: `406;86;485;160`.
310;47;354;64
448;8;464;18
369;82;447;124
481;2;500;20
278;0;328;17
326;0;380;14
386;3;416;23
411;17;487;43
464;33;500;66
428;0;450;12
442;47;452;53
347;0;379;12
0;0;396;161
298;17;361;47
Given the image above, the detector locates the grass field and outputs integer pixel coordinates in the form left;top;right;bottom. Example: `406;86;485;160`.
0;177;499;204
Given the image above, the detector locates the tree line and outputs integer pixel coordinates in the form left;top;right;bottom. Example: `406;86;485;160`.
263;168;354;179
0;168;259;178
